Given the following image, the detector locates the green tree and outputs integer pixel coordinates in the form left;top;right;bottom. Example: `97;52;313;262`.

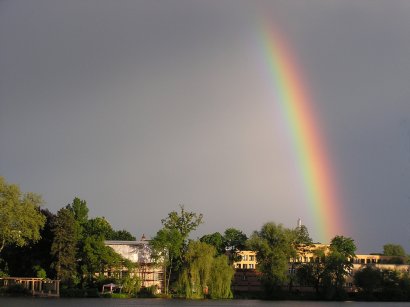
84;217;115;239
110;230;136;241
121;274;141;296
200;232;225;255
383;244;406;257
161;205;203;243
354;266;382;297
296;247;327;295
288;224;313;292
78;235;128;287
0;177;46;253
158;205;203;289
66;197;89;226
51;207;78;285
1;208;56;278
223;228;247;263
383;244;406;263
176;241;233;299
323;236;356;299
150;228;183;295
208;255;234;299
247;222;296;295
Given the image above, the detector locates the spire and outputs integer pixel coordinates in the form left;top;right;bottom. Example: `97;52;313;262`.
297;218;302;229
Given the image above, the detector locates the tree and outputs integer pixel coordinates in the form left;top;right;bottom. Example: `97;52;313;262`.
78;235;128;287
247;222;296;295
150;228;183;295
383;244;406;257
84;217;115;239
121;274;141;296
110;230;136;241
223;228;247;263
0;177;46;253
66;197;89;241
161;205;203;243
175;241;234;299
208;255;234;299
51;207;78;285
354;266;382;296
1;208;56;278
296;247;327;295
200;232;225;255
323;236;356;299
289;224;313;292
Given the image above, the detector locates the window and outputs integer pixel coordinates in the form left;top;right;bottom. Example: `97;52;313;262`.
249;264;254;269
243;264;248;269
250;255;255;261
236;264;241;269
242;255;248;261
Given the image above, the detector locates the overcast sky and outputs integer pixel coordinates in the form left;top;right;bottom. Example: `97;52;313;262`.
1;0;410;253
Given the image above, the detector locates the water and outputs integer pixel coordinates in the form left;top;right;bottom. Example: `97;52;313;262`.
0;298;409;307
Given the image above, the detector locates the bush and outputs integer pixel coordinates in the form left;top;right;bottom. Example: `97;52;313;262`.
138;285;158;298
5;284;31;296
60;287;99;297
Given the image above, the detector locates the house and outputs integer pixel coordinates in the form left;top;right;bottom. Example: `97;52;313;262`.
105;235;164;293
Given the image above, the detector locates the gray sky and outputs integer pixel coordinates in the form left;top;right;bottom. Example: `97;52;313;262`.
1;0;410;253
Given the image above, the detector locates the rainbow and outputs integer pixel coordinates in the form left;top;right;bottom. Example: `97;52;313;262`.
260;21;344;242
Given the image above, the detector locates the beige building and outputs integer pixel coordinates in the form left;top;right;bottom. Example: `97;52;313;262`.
232;244;410;292
105;236;164;292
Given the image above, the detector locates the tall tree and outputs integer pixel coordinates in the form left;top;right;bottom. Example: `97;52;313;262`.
247;222;296;295
1;209;56;278
383;244;406;257
51;207;78;285
296;247;327;295
150;228;183;295
322;236;356;299
200;232;225;255
176;241;234;299
161;205;203;243
223;228;247;262
0;177;46;253
354;266;382;297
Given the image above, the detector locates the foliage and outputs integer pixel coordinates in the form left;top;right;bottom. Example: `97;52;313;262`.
326;235;356;290
78;235;132;288
161;205;203;242
247;222;296;294
296;247;327;294
84;217;114;239
200;232;225;255
354;266;382;296
383;244;406;257
50;207;78;285
150;227;183;294
4;284;31;296
33;265;47;279
110;230;136;241
1;208;56;278
121;274;141;296
208;255;234;299
176;241;233;299
0;177;46;253
223;228;248;263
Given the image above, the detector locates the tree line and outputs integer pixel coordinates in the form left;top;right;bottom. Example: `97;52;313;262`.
1;176;410;300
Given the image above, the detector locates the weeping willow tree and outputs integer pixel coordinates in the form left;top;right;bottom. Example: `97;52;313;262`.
209;255;234;299
176;241;234;299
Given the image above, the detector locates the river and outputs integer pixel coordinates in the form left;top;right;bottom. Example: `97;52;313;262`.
1;298;409;307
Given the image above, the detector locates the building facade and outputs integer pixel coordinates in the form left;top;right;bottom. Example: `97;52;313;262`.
232;245;410;293
105;237;164;292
